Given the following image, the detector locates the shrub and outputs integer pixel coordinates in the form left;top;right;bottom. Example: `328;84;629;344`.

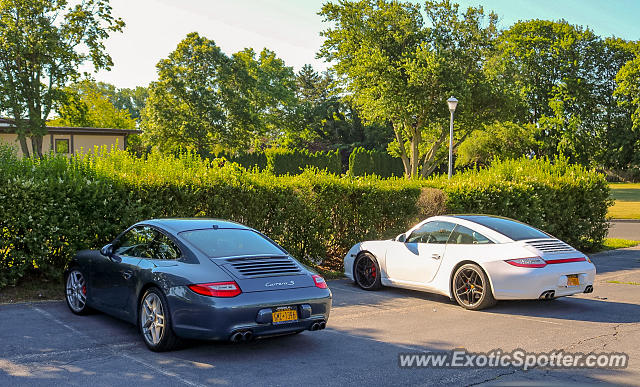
349;147;404;177
0;148;610;288
265;148;341;175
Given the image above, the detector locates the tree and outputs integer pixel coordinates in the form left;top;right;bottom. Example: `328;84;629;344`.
50;80;137;129
0;0;124;157
318;0;501;178
232;47;299;146
456;121;537;167
615;50;640;168
141;33;255;155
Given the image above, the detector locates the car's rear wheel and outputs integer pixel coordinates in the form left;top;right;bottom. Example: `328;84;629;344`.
354;253;382;290
452;263;496;310
139;288;180;352
65;269;90;315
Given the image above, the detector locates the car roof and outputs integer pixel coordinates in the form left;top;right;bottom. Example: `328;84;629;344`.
141;218;252;233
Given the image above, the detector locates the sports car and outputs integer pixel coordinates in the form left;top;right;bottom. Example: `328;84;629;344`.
64;219;331;351
343;215;596;310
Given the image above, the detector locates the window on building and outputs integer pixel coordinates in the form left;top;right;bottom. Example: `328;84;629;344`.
55;139;70;154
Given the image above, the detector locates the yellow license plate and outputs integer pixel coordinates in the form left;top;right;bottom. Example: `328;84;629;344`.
272;308;298;323
567;275;580;286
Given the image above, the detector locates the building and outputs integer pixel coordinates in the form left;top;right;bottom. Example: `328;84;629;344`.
0;118;141;157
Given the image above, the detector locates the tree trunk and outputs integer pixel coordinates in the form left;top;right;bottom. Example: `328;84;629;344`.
393;122;410;178
18;136;31;158
410;124;420;178
30;136;44;158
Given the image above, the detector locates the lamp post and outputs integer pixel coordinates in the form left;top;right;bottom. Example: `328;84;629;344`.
447;96;458;179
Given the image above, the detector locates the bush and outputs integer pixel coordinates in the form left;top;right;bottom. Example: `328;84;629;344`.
349;147;404;177
0;148;610;288
265;148;342;175
218;151;267;171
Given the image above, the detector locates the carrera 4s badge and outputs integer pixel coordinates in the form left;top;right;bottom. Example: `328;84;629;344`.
265;281;295;287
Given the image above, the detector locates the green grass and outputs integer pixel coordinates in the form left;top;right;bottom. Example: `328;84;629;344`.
600;238;640;251
606;280;640;286
609;183;640;219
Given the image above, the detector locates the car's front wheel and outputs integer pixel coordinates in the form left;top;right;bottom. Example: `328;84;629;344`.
139;288;180;351
354;253;382;290
452;263;496;310
65;269;90;315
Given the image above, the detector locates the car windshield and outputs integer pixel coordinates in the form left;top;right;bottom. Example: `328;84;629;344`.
179;228;285;258
457;216;550;241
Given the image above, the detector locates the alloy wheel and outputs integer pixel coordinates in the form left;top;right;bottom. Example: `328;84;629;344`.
66;270;87;313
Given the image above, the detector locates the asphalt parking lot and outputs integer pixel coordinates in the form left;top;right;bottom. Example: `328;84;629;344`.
1;247;639;386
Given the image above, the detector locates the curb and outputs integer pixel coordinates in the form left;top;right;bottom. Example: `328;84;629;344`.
610;219;640;224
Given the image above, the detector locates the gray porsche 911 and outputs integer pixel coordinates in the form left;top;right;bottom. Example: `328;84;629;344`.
64;219;332;351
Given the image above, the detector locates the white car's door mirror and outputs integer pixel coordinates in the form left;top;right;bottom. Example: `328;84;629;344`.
396;233;407;243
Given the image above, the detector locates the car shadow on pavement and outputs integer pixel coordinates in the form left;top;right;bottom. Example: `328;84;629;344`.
484;296;640;323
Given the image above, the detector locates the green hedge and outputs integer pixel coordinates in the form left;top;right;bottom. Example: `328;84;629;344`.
0;147;610;288
217;151;267;171
349;147;404;178
265;148;342;175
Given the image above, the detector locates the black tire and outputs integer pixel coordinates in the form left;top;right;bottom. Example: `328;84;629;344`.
138;287;181;352
65;268;92;315
452;263;496;310
354;253;382;290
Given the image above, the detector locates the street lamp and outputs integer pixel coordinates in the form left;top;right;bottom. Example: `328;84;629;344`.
447;96;458;179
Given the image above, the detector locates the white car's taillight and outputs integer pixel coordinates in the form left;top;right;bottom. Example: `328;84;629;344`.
188;281;242;297
505;257;547;268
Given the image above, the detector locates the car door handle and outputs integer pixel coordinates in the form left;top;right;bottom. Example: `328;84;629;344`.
431;254;441;260
122;270;133;280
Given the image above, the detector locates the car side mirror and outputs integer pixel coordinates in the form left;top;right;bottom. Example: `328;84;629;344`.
396;233;407;243
100;243;114;257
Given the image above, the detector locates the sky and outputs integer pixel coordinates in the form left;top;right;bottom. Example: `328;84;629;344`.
92;0;640;89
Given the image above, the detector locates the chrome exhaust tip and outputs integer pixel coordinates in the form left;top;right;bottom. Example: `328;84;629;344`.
539;290;555;300
230;332;243;342
584;285;593;293
319;321;326;330
242;331;253;341
310;322;320;331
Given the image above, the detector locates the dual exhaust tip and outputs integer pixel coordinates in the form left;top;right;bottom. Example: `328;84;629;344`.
230;320;327;342
584;285;593;293
230;330;253;342
309;321;326;331
539;290;555;300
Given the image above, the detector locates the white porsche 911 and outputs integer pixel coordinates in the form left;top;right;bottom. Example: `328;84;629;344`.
343;215;596;310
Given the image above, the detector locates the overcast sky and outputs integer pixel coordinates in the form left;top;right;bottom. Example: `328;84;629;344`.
91;0;640;89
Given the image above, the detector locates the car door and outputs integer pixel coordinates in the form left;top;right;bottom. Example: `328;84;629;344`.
385;221;456;284
92;226;156;313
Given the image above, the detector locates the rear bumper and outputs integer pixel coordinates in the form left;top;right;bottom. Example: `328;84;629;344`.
166;286;332;340
484;260;596;300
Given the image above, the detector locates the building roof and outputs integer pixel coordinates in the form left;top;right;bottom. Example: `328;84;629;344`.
0;118;141;135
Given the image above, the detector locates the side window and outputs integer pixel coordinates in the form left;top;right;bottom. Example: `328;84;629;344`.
114;226;157;258
407;221;456;244
149;233;181;260
448;224;493;245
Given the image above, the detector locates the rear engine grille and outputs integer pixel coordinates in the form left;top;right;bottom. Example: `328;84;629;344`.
226;257;302;278
526;239;574;253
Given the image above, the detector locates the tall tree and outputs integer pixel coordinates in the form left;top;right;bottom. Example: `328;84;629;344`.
141;33;254;155
0;0;124;157
318;0;500;178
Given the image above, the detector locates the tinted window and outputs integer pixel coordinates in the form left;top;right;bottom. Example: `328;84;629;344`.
407;221;456;244
448;225;493;244
114;226;157;258
457;216;550;241
149;233;181;260
180;228;284;258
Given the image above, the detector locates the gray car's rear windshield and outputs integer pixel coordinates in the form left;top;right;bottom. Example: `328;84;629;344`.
180;228;285;258
457;216;550;241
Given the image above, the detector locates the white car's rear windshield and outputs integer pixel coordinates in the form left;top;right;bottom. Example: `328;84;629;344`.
457;216;550;241
180;228;285;258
